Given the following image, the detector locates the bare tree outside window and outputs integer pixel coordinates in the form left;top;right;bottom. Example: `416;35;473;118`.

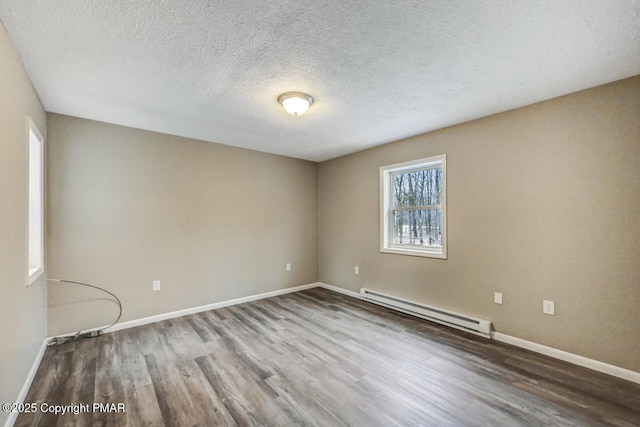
391;167;442;248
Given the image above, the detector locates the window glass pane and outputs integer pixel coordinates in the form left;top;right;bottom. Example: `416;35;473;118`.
391;209;442;248
28;120;44;284
392;167;442;208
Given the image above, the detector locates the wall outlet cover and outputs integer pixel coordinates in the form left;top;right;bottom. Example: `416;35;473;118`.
494;292;503;304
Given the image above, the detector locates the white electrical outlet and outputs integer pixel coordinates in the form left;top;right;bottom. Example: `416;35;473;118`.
494;292;502;304
153;280;161;291
354;266;359;275
543;300;555;315
286;263;291;271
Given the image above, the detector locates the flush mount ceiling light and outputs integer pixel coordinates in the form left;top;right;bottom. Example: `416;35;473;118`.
278;92;314;116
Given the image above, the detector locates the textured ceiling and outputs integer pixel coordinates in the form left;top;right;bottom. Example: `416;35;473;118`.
1;1;639;161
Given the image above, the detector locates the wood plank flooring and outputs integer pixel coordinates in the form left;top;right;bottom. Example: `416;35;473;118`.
16;288;640;426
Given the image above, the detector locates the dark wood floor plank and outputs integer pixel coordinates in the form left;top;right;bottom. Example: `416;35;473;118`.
181;359;239;426
187;316;215;343
91;334;125;427
248;300;284;322
265;369;349;427
16;287;640;426
145;353;176;425
194;354;261;426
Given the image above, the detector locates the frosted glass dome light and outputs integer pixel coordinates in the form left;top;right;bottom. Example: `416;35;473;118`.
278;92;314;116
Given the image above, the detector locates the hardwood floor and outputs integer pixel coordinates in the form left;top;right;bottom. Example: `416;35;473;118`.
16;288;640;426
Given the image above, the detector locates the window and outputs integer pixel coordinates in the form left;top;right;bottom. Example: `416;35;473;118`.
380;154;447;259
27;117;44;285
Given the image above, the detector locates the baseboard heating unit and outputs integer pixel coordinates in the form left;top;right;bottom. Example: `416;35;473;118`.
360;288;492;338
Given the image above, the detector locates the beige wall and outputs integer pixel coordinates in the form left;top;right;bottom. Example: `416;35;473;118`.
319;76;640;372
47;114;318;335
0;23;47;425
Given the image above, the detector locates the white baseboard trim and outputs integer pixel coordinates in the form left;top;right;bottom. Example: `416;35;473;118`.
492;332;640;385
317;282;362;299
51;282;322;338
48;282;362;340
319;282;640;385
4;338;48;427
30;279;640;420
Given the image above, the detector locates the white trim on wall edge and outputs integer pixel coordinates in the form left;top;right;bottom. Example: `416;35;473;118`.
52;282;322;337
317;282;362;299
4;338;48;427
319;282;640;385
491;332;640;385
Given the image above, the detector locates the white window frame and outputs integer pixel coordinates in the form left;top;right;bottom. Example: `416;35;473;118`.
380;154;447;259
27;117;45;285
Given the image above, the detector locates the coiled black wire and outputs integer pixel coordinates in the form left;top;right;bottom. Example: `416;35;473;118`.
46;279;122;347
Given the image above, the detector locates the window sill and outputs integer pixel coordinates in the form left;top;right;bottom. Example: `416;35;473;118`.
28;267;44;286
381;246;447;259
